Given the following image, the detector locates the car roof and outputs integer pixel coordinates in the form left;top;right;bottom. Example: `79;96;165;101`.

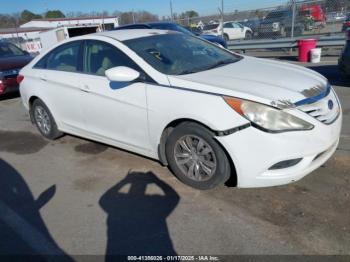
115;22;178;29
96;29;177;41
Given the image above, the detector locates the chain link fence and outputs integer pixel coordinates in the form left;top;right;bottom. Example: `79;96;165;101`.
174;0;349;42
2;0;349;52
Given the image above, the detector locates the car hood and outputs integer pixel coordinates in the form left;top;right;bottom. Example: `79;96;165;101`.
167;56;328;107
200;35;226;46
201;35;222;41
0;55;33;71
260;18;282;24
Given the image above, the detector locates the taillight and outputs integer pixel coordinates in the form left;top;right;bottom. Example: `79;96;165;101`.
345;22;350;26
0;80;5;93
17;74;24;85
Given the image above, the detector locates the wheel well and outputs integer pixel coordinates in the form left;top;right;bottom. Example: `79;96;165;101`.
28;96;39;123
29;96;39;107
158;118;237;187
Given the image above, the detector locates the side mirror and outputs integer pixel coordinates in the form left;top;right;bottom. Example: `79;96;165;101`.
105;66;140;82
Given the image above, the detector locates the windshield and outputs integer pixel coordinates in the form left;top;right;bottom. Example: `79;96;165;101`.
0;42;26;58
124;33;242;75
266;11;287;19
203;24;219;30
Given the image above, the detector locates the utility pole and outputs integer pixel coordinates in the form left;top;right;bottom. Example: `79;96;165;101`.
132;10;136;24
291;0;296;39
221;0;224;37
14;18;20;48
170;0;174;21
218;0;224;38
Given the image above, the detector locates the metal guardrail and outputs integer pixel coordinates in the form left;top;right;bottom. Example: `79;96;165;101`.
227;35;347;51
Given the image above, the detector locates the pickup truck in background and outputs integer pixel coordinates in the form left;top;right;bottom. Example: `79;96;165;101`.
258;9;304;38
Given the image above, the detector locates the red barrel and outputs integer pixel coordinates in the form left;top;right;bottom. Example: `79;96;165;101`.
298;39;317;62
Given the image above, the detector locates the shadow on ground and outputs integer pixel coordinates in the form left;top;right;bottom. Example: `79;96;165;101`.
100;171;180;259
0;159;73;261
0;92;20;101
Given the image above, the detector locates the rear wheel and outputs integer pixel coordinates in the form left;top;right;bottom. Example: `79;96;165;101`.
165;122;231;190
32;99;63;140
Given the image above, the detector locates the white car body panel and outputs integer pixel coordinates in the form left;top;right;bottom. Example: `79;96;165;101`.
19;29;342;188
203;22;252;40
169;56;328;105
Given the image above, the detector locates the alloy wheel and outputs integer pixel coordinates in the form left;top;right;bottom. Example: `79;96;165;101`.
34;105;51;135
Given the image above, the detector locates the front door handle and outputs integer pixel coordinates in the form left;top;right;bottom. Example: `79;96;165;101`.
80;84;90;93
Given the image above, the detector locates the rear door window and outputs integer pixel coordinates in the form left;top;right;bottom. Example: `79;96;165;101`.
34;41;82;72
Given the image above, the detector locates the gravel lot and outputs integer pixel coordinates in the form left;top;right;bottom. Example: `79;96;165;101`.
0;58;349;260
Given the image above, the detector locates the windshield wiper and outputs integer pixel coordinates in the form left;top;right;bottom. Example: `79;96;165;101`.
176;59;237;75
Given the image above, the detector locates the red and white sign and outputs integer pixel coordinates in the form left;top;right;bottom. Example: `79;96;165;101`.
25;41;42;53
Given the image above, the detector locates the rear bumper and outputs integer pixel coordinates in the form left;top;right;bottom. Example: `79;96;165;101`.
0;84;19;95
216;112;342;188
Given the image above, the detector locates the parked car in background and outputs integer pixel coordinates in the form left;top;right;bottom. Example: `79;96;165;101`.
258;9;304;37
114;22;227;48
19;29;342;190
327;12;347;23
184;26;203;36
339;29;350;78
239;18;261;37
202;22;253;41
342;14;350;32
0;41;32;96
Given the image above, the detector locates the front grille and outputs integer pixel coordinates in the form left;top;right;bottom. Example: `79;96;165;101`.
298;89;340;125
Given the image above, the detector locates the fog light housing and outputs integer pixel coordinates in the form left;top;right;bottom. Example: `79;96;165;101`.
269;158;303;170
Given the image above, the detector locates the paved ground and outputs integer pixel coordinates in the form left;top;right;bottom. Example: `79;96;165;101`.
0;58;349;260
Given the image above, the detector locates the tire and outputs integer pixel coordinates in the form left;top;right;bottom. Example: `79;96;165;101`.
223;34;229;42
280;27;286;38
245;31;252;40
165;122;231;190
31;99;63;140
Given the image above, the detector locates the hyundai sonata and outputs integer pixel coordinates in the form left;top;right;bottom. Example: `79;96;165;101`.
19;30;342;190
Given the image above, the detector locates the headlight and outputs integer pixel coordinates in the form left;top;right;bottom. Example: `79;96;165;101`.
273;22;280;29
223;96;314;132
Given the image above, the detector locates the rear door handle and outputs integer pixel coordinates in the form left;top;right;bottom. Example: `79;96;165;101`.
80;84;90;93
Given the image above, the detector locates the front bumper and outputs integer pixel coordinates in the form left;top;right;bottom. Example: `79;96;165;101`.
216;112;342;188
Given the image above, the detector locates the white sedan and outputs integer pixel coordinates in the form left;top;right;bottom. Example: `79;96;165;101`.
19;29;342;190
202;22;253;41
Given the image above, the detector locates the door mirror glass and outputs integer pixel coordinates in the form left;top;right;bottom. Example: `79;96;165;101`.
105;66;140;82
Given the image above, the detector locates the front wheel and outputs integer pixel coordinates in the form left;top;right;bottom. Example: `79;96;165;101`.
165;122;231;190
245;31;252;40
223;34;229;42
